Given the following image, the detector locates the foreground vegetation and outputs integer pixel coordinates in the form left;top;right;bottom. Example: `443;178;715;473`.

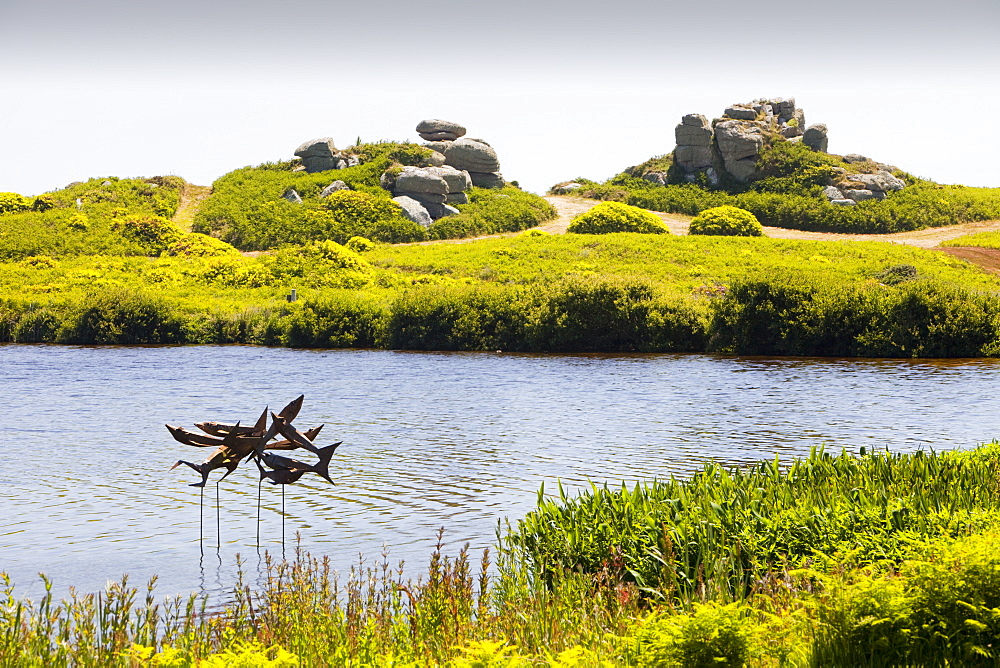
2;229;999;356
558;141;1000;234
4;444;1000;666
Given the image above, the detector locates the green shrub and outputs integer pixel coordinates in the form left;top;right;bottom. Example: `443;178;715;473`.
56;286;183;344
0;192;31;215
346;236;376;253
689;205;763;237
111;215;182;254
164;232;241;258
627;603;753;667
19;255;58;269
567;202;668;235
317;190;423;244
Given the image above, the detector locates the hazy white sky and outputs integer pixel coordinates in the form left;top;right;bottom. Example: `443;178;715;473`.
2;0;998;195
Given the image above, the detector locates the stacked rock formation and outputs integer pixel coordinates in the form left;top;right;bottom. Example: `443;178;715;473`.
382;165;473;226
672;97;829;184
417;120;505;189
293;138;359;173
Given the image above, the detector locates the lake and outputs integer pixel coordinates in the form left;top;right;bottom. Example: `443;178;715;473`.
2;345;998;600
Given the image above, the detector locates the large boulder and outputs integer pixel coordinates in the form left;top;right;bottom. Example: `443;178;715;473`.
675;145;713;170
393;196;432;227
803;124;829;152
715;120;765;182
725;105;757;120
822;186;844;201
416;119;467;141
294;137;337;159
399;191;447;206
469;171;505;189
426;165;472;193
424;140;453;154
444;138;500;173
394;167;449;195
675;116;713;146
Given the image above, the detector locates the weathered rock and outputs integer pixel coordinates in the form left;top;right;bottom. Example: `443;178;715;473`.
444;138;500;173
643;172;667;186
844;189;879;202
780;125;801;138
675;121;713;146
792;109;806;130
447;191;470;204
282;188;302;204
397;191;447;206
294;137;337;159
419;131;460;141
852;171;906;192
346;156;360;167
803;124;829;152
844;154;869;164
715;120;765;182
725;105;757;120
393;196;433;227
822;186;844;201
552;183;582;195
777;98;796;121
320;181;350;197
302;156;341;172
426;165;472;193
715;121;765;161
424;202;461;219
426;151;446;167
831;199;857;206
394;167;449;195
682;113;709;127
469;171;505;189
416;119;467;138
675;144;713;170
424;141;453;154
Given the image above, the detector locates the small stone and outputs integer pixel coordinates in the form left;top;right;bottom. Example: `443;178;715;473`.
320;181;350;197
831;199;857;206
447;192;470;204
393;196;433;227
424;202;461;219
282;188;302;204
551;183;582;195
822;186;843;201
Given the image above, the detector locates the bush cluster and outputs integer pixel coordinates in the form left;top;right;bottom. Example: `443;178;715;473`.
0;192;31;214
567;201;669;235
164;233;241;258
688;205;763;236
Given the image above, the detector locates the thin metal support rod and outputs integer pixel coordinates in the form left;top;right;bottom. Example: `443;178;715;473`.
216;481;221;551
281;484;286;556
256;478;262;547
199;485;204;556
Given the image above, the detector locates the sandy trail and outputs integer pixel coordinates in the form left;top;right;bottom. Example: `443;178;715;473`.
171;183;213;232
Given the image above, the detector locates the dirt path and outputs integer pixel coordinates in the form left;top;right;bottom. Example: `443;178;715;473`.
540;196;692;234
938;247;1000;275
171;183;212;232
762;219;1000;249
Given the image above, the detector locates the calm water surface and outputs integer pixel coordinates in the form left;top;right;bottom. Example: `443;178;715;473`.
1;345;998;599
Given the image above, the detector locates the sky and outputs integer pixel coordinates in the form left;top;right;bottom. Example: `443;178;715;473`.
2;0;998;196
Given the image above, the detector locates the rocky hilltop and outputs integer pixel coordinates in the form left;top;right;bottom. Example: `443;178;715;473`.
655;97;905;205
290;119;507;226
